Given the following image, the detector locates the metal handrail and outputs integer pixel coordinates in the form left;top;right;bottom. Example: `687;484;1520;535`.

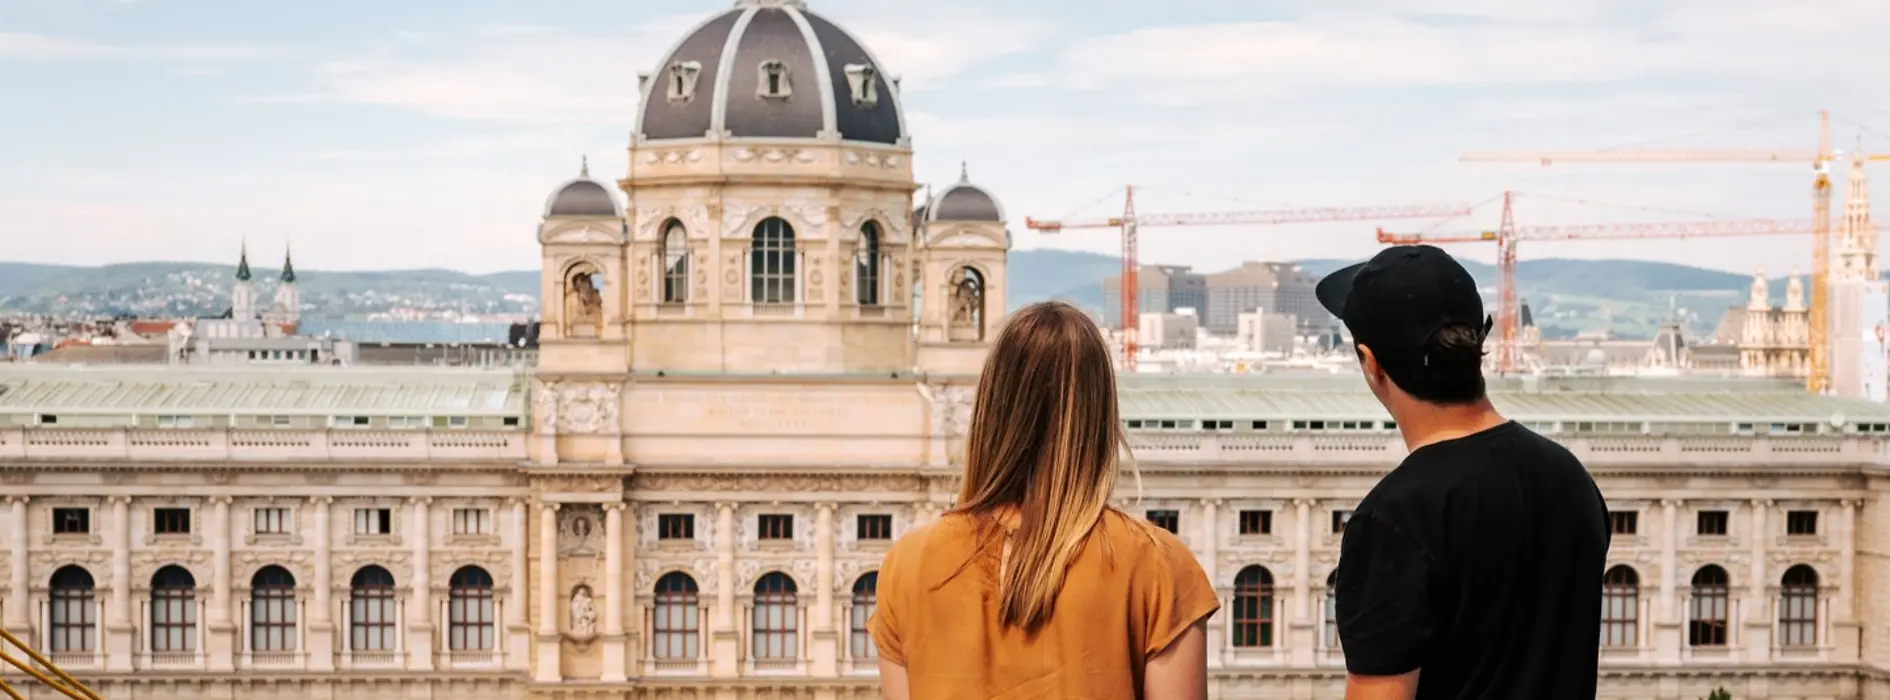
0;626;102;700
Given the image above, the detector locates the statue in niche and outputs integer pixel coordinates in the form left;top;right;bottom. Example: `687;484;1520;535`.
948;267;984;341
564;267;603;338
569;586;597;639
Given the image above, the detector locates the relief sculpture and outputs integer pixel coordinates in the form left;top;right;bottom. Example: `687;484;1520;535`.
564;267;604;338
555;382;622;435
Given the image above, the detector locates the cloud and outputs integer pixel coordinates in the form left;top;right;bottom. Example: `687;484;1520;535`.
0;32;276;61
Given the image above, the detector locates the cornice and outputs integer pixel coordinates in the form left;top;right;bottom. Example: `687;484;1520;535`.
0;462;520;474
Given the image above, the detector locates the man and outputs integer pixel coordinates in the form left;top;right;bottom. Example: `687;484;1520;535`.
1315;245;1610;700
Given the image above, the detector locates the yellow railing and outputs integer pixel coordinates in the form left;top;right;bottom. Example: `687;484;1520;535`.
0;626;102;700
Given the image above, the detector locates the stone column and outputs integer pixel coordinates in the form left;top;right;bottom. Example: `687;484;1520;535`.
507;499;531;670
1834;499;1861;659
5;497;28;632
408;497;434;670
1655;499;1681;662
535;502;562;683
208;495;236;672
601;502;628;682
1198;498;1222;670
308;497;336;672
1744;499;1772;661
811;503;838;676
1290;498;1315;665
711;501;739;676
103;496;132;671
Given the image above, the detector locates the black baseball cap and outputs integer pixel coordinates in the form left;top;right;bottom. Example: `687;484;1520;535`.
1315;245;1491;366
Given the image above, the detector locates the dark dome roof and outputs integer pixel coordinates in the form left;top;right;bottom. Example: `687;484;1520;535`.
544;161;621;218
637;0;905;145
926;165;1005;223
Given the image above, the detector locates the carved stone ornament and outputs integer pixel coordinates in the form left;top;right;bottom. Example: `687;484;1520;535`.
922;383;973;440
641;149;704;166
632;473;921;494
732;147;816;165
555;381;622;435
533;379;560;429
559;505;604;556
841;150;905;170
546;225;618;245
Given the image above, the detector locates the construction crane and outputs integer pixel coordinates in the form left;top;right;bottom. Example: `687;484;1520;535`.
0;625;102;700
1025;186;1472;369
1459;109;1890;393
1379;191;1884;374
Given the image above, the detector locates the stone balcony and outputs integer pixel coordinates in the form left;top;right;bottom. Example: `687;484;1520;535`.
0;428;526;464
1125;432;1890;469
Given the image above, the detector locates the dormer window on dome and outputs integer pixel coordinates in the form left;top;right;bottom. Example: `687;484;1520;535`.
667;60;702;104
758;60;791;100
844;63;878;109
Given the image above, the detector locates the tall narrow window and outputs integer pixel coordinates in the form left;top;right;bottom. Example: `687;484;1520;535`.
758;60;791;98
49;566;95;653
850;573;878;660
1778;565;1819;648
662;220;689;304
666;60;702;103
1687;565;1729;647
449;567;495;652
751;218;797;304
150;566;197;653
1601;565;1639;648
349;566;397;652
752;572;798;661
1232;566;1274;648
250;566;298;652
1323;570;1340;649
652;572;700;661
856;222;881;306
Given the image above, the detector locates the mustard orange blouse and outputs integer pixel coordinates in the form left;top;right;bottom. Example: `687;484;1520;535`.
868;509;1220;700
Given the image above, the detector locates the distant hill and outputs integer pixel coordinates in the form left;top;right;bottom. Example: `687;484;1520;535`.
0;252;1785;340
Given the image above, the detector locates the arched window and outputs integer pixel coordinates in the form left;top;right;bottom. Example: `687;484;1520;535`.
661;220;689;304
947;266;986;341
1323;570;1340;649
751;218;797;304
1232;566;1274;648
850;573;878;660
856;222;881;306
49;566;95;653
1688;565;1729;647
449;566;495;652
652;572;700;661
150;566;197;653
1601;565;1639;648
752;572;798;661
250;566;297;652
349;566;397;652
1779;565;1819;648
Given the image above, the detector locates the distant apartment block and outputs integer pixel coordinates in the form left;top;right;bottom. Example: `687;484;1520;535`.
1102;265;1206;328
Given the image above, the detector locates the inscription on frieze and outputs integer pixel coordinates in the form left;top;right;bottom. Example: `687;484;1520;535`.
645;390;909;434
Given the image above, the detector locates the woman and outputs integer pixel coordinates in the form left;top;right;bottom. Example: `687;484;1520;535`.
869;302;1218;700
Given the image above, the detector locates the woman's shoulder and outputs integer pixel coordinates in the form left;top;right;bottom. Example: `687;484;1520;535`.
1095;508;1204;574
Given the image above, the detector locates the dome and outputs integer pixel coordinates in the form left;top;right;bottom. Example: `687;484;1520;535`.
544;159;621;218
925;164;1005;223
637;0;905;145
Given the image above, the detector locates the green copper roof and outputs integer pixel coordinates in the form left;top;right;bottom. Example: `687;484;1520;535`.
235;243;252;282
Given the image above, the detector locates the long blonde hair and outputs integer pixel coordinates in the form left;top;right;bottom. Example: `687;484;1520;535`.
950;301;1125;633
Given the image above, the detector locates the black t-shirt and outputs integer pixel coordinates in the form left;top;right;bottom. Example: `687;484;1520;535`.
1334;421;1610;700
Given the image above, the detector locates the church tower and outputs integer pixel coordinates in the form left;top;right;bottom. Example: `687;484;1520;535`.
231;241;256;321
1836;155;1878;282
915;164;1011;375
263;245;301;329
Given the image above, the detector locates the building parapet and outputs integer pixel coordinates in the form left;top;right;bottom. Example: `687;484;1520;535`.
1127;431;1887;468
0;427;525;463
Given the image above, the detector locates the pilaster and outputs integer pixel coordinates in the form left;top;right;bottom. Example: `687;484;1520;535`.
712;501;739;677
1289;498;1315;666
1835;498;1862;660
1655;499;1681;662
507;498;532;671
535;502;563;683
602;502;628;683
308;496;335;672
5;497;29;633
1744;498;1773;662
207;495;236;672
407;496;434;671
1199;498;1223;670
104;495;132;672
810;502;838;677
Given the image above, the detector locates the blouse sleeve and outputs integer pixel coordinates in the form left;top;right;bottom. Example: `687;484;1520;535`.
866;532;910;666
1142;531;1222;658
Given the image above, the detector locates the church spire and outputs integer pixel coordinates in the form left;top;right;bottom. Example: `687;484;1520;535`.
235;239;252;282
280;242;297;284
580;155;590;179
1837;152;1877;281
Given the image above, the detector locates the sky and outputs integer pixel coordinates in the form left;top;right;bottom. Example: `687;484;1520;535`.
2;0;1888;275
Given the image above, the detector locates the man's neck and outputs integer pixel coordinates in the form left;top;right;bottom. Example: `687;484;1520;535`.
1392;397;1508;452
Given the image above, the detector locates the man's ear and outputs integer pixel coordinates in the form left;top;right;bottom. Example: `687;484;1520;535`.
1356;344;1383;380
